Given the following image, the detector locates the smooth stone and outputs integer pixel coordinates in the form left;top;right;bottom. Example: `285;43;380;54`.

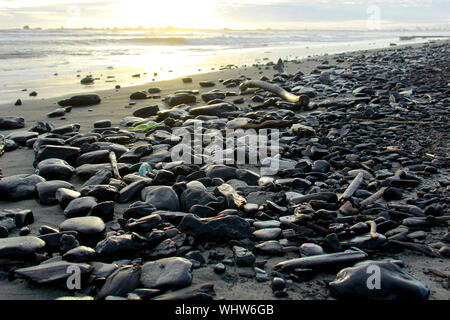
58;94;101;107
75;163;129;180
36;180;74;205
6;131;38;146
95;234;147;258
291;124;316;137
201;91;225;103
56;188;81;208
300;243;325;256
178;214;252;241
0;174;45;201
0;208;34;228
0;236;45;259
133;105;160;118
62;245;96;262
47;108;66;118
123;201;156;219
64;197;98;218
253;228;282;241
130;91;148;100
77;150;110;166
15;261;91;284
36;145;80;165
141;186;180;211
90;201;114;222
94;119;112;128
0;116;25;129
81;169;112;188
167;93;196;107
180;187;217;211
80;184;119;202
253;220;281;229
233;246;255;267
140;257;193;289
36;158;74;180
329;260;429;300
214;263;226;274
59;217;106;236
254;240;284;256
119;179;153;203
205;164;237;180
97;265;141;299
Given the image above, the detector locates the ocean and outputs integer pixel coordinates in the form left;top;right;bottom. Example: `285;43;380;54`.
0;28;448;105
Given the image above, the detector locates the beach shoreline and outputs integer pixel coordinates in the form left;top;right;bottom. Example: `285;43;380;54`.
0;39;448;300
1;34;448;106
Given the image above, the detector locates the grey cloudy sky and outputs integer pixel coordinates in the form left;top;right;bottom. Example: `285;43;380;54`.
0;0;448;29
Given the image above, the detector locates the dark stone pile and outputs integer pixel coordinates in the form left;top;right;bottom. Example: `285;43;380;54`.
0;42;448;300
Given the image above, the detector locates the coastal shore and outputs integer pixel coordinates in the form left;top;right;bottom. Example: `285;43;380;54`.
0;40;448;300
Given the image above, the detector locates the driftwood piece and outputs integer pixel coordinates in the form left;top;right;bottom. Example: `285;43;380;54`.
239;80;310;107
339;172;364;202
389;240;440;257
359;187;387;208
366;220;378;239
273;250;368;272
109;151;121;179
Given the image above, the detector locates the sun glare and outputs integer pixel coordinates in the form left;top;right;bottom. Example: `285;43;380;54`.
114;0;220;29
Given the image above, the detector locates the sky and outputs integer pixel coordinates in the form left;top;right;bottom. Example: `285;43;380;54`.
0;0;448;30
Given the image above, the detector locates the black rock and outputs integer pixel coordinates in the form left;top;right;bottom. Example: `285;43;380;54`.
141;186;180;211
56;188;81;208
63;245;96;262
47;108;66;118
0;116;25;129
119;178;152;203
133;105;160;118
36;180;74;205
233;246;255;267
0;236;45;259
123;201;157;219
77;150;110;166
80;184;119;202
130;91;148;100
180;187;217;211
58;94;101;107
329;260;429;300
254;241;284;256
127;214;162;233
36;158;74;180
97;265;141;299
90;201;114;222
178;214;252;241
140;257;193;289
64;196;98;218
59;216;106;237
15;261;91;284
36;145;80;165
167;93;196;107
6;131;38;146
81;169;112;188
94;119;112;128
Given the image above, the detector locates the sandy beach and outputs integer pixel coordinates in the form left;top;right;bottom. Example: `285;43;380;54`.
0;39;449;300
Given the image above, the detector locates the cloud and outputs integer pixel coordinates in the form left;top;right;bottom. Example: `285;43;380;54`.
0;0;448;29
